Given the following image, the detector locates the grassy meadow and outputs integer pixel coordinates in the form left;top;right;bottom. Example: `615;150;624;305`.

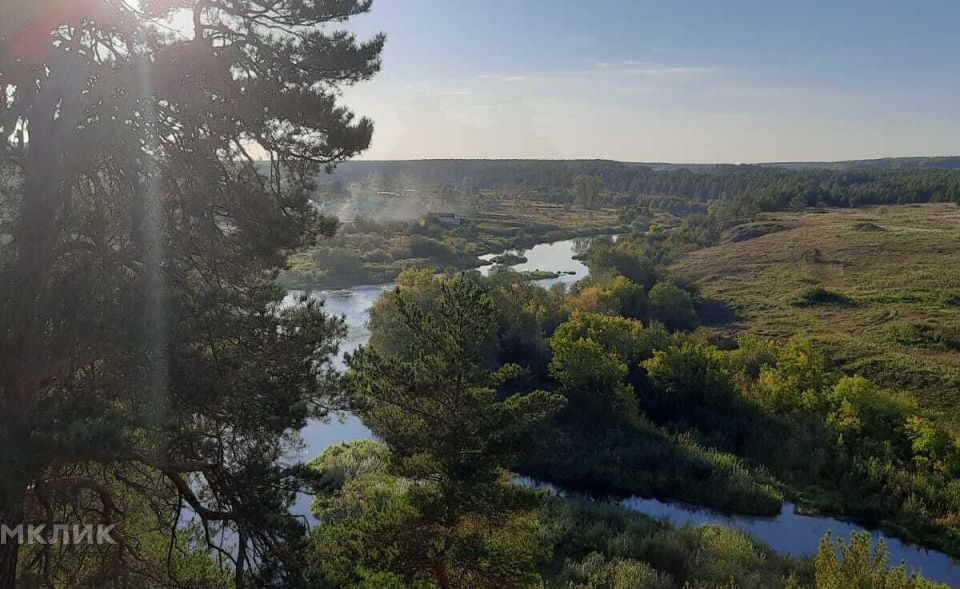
676;203;960;426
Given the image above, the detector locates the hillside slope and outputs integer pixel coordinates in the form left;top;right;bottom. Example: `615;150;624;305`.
676;204;960;425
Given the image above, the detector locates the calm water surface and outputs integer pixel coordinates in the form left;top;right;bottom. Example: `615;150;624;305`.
478;237;596;288
287;238;960;585
519;477;960;586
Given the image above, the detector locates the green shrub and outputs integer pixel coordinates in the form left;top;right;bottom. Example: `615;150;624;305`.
540;497;808;588
851;221;885;232
815;532;946;588
789;286;854;307
799;248;823;263
489;252;528;265
890;322;960;351
648;281;699;330
518;419;783;515
549;552;673;589
644;341;738;407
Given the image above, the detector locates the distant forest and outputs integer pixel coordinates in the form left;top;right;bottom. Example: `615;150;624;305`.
323;158;960;211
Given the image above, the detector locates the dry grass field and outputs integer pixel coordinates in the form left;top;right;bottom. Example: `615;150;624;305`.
676;203;960;425
475;198;622;230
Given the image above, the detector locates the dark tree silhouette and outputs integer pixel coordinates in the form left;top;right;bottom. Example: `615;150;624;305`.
0;1;382;585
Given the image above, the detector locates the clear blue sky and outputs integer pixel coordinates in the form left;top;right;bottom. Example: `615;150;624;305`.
339;0;960;162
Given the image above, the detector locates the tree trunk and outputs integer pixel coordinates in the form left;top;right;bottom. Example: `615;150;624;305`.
0;534;20;589
434;561;452;589
0;51;83;589
0;491;25;589
0;119;59;589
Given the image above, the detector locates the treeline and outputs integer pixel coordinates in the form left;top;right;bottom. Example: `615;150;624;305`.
323;160;960;210
324;159;650;190
613;167;960;209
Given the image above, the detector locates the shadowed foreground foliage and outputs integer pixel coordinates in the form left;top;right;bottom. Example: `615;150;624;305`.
0;0;381;585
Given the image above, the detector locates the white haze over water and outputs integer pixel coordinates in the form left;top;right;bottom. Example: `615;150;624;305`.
312;175;474;223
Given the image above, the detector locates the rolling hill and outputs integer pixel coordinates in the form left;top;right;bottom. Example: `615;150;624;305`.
675;203;960;426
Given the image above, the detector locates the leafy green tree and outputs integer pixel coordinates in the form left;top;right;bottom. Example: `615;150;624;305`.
582;236;664;290
0;1;381;585
605;275;649;319
552;312;649;366
567;276;647;319
720;335;779;390
566;283;624;316
905;416;960;473
344;277;564;588
815;532;946;588
647;281;698;331
484;272;567;373
643;341;737;408
309;440;548;589
827;376;912;455
308;440;420;589
367;269;450;360
543;497;804;589
549;326;639;428
756;340;833;416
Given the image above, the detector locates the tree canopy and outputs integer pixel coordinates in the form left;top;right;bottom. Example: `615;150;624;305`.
333;277;563;588
0;1;381;585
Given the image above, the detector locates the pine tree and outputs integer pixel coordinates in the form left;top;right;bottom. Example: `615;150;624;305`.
342;277;564;587
0;1;382;585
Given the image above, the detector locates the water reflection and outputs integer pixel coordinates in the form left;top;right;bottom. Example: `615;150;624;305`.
478;238;592;288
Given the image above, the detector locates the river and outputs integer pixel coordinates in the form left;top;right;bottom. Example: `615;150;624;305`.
286;237;960;586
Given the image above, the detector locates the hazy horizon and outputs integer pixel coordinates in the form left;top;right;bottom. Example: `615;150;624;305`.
336;0;960;163
327;154;960;165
